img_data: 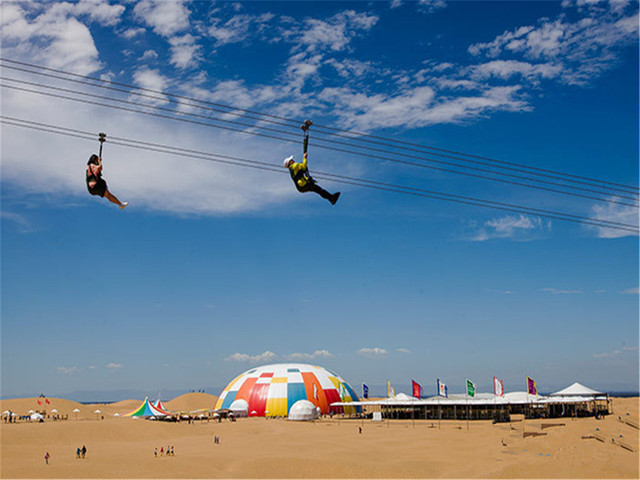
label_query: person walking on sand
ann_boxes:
[44,452,51,465]
[81,445,86,459]
[154,447,157,457]
[76,447,81,459]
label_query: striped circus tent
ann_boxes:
[215,363,360,417]
[124,397,170,417]
[152,399,169,411]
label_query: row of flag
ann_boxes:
[362,376,538,399]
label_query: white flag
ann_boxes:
[493,376,504,397]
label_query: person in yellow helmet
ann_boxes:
[284,120,340,205]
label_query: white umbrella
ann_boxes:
[51,409,58,413]
[114,413,120,417]
[73,408,80,412]
[28,410,35,414]
[94,409,101,414]
[2,410,10,415]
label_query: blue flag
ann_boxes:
[362,383,369,399]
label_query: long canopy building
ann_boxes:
[331,382,610,421]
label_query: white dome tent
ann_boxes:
[288,400,319,421]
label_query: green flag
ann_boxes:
[466,379,476,397]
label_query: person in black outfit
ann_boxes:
[86,154,128,209]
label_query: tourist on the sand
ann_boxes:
[44,452,51,465]
[76,447,81,459]
[154,448,157,457]
[81,445,86,459]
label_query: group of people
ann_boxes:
[88,120,340,209]
[75,445,87,459]
[154,446,175,457]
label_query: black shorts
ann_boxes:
[87,178,107,197]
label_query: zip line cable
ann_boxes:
[1,57,637,195]
[4,72,636,204]
[2,115,637,234]
[2,80,637,209]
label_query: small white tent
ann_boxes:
[229,399,249,417]
[550,382,605,397]
[288,400,319,421]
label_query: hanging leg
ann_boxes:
[104,189,128,209]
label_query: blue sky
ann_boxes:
[1,0,638,400]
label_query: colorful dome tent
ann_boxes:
[215,363,360,417]
[124,397,171,417]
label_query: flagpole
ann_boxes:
[466,384,469,431]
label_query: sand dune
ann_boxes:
[164,393,218,412]
[0,393,219,420]
[1,397,637,478]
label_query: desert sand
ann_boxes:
[1,394,637,479]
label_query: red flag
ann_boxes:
[45,398,50,405]
[37,400,42,406]
[412,380,422,398]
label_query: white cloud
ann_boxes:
[589,201,639,239]
[593,346,637,358]
[133,0,191,37]
[208,13,274,47]
[72,0,125,27]
[286,10,379,54]
[468,7,639,86]
[325,58,374,78]
[467,215,551,241]
[324,84,529,131]
[287,350,334,361]
[225,351,278,363]
[0,211,36,233]
[56,366,80,375]
[621,287,639,294]
[169,34,201,69]
[106,362,123,370]
[122,27,145,39]
[469,60,563,83]
[140,50,158,61]
[397,348,411,354]
[284,52,324,90]
[417,0,447,15]
[541,288,583,295]
[1,3,102,75]
[358,347,387,358]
